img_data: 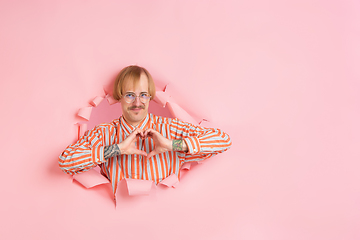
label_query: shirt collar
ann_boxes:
[120,113,151,135]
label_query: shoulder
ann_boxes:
[98,118,120,128]
[149,113,199,131]
[87,118,120,133]
[149,113,173,125]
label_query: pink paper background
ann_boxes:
[1,0,360,239]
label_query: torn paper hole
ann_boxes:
[77,106,93,120]
[73,167,109,188]
[158,174,179,188]
[106,94,118,105]
[125,178,154,196]
[91,96,104,106]
[77,123,87,139]
[73,84,208,200]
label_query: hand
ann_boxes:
[144,128,172,160]
[117,128,147,157]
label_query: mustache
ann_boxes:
[129,105,145,110]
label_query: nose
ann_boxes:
[133,96,142,105]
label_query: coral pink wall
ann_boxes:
[1,0,359,239]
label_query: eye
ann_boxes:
[140,93,149,98]
[125,93,135,98]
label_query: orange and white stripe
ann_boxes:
[59,113,232,197]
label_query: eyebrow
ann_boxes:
[125,91,149,94]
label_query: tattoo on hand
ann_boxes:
[172,140,183,151]
[104,145,121,159]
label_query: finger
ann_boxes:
[133,149,148,157]
[132,128,141,137]
[145,128,158,138]
[130,137,137,145]
[127,129,138,141]
[136,132,144,139]
[144,128,152,134]
[146,150,158,160]
[128,128,144,140]
[144,128,152,138]
[137,128,145,138]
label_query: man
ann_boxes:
[59,65,232,199]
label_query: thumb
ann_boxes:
[146,150,158,160]
[133,149,148,157]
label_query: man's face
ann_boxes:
[120,73,150,126]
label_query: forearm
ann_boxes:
[182,130,232,155]
[172,139,188,152]
[170,118,231,155]
[104,144,121,159]
[59,124,118,175]
[59,143,105,175]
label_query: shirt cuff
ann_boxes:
[92,146,105,164]
[183,137,201,154]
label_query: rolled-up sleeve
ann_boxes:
[58,124,115,175]
[170,118,232,162]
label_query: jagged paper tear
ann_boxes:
[153,85,208,125]
[73,167,109,188]
[73,83,207,199]
[77,107,93,120]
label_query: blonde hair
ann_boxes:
[113,65,156,101]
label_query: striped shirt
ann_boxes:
[59,113,232,197]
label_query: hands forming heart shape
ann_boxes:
[117,128,172,160]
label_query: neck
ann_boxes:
[122,114,148,127]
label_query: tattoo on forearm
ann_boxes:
[104,145,121,159]
[172,140,183,151]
